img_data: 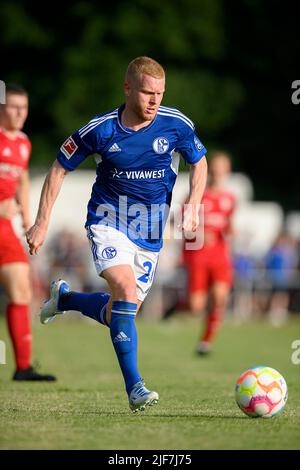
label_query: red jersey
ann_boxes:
[182,187,235,290]
[201,187,235,247]
[0,127,31,201]
[183,186,235,255]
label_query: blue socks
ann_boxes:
[110,301,140,395]
[58,291,110,326]
[58,293,140,395]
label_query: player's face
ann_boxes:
[209,156,231,185]
[0,93,28,131]
[125,74,165,121]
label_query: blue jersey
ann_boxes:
[56,104,206,252]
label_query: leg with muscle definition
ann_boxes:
[0,262,56,380]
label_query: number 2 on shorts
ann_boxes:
[138,261,153,284]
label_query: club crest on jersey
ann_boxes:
[61,137,78,159]
[102,247,117,259]
[19,143,29,160]
[153,137,169,154]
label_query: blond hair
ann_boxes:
[126,56,165,82]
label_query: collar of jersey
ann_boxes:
[117,104,157,134]
[0,127,20,141]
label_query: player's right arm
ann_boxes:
[26,117,101,255]
[26,161,68,255]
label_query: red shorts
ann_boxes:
[0,218,29,265]
[184,243,232,294]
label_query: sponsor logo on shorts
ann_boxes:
[101,247,117,259]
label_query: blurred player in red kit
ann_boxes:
[0,84,55,380]
[183,151,235,355]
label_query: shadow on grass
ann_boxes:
[79,410,247,419]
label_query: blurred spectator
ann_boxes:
[232,250,257,323]
[47,229,93,293]
[265,232,298,326]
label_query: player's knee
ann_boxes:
[10,285,32,305]
[25,288,32,305]
[213,297,227,311]
[189,296,206,313]
[112,279,137,302]
[190,304,200,315]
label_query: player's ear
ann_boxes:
[124,81,131,97]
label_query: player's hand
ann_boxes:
[181,201,200,238]
[22,219,32,234]
[0,198,20,219]
[26,224,47,255]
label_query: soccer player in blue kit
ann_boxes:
[26,57,207,412]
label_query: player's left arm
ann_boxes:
[16,169,31,231]
[176,120,207,233]
[183,157,208,232]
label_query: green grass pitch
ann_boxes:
[0,313,300,449]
